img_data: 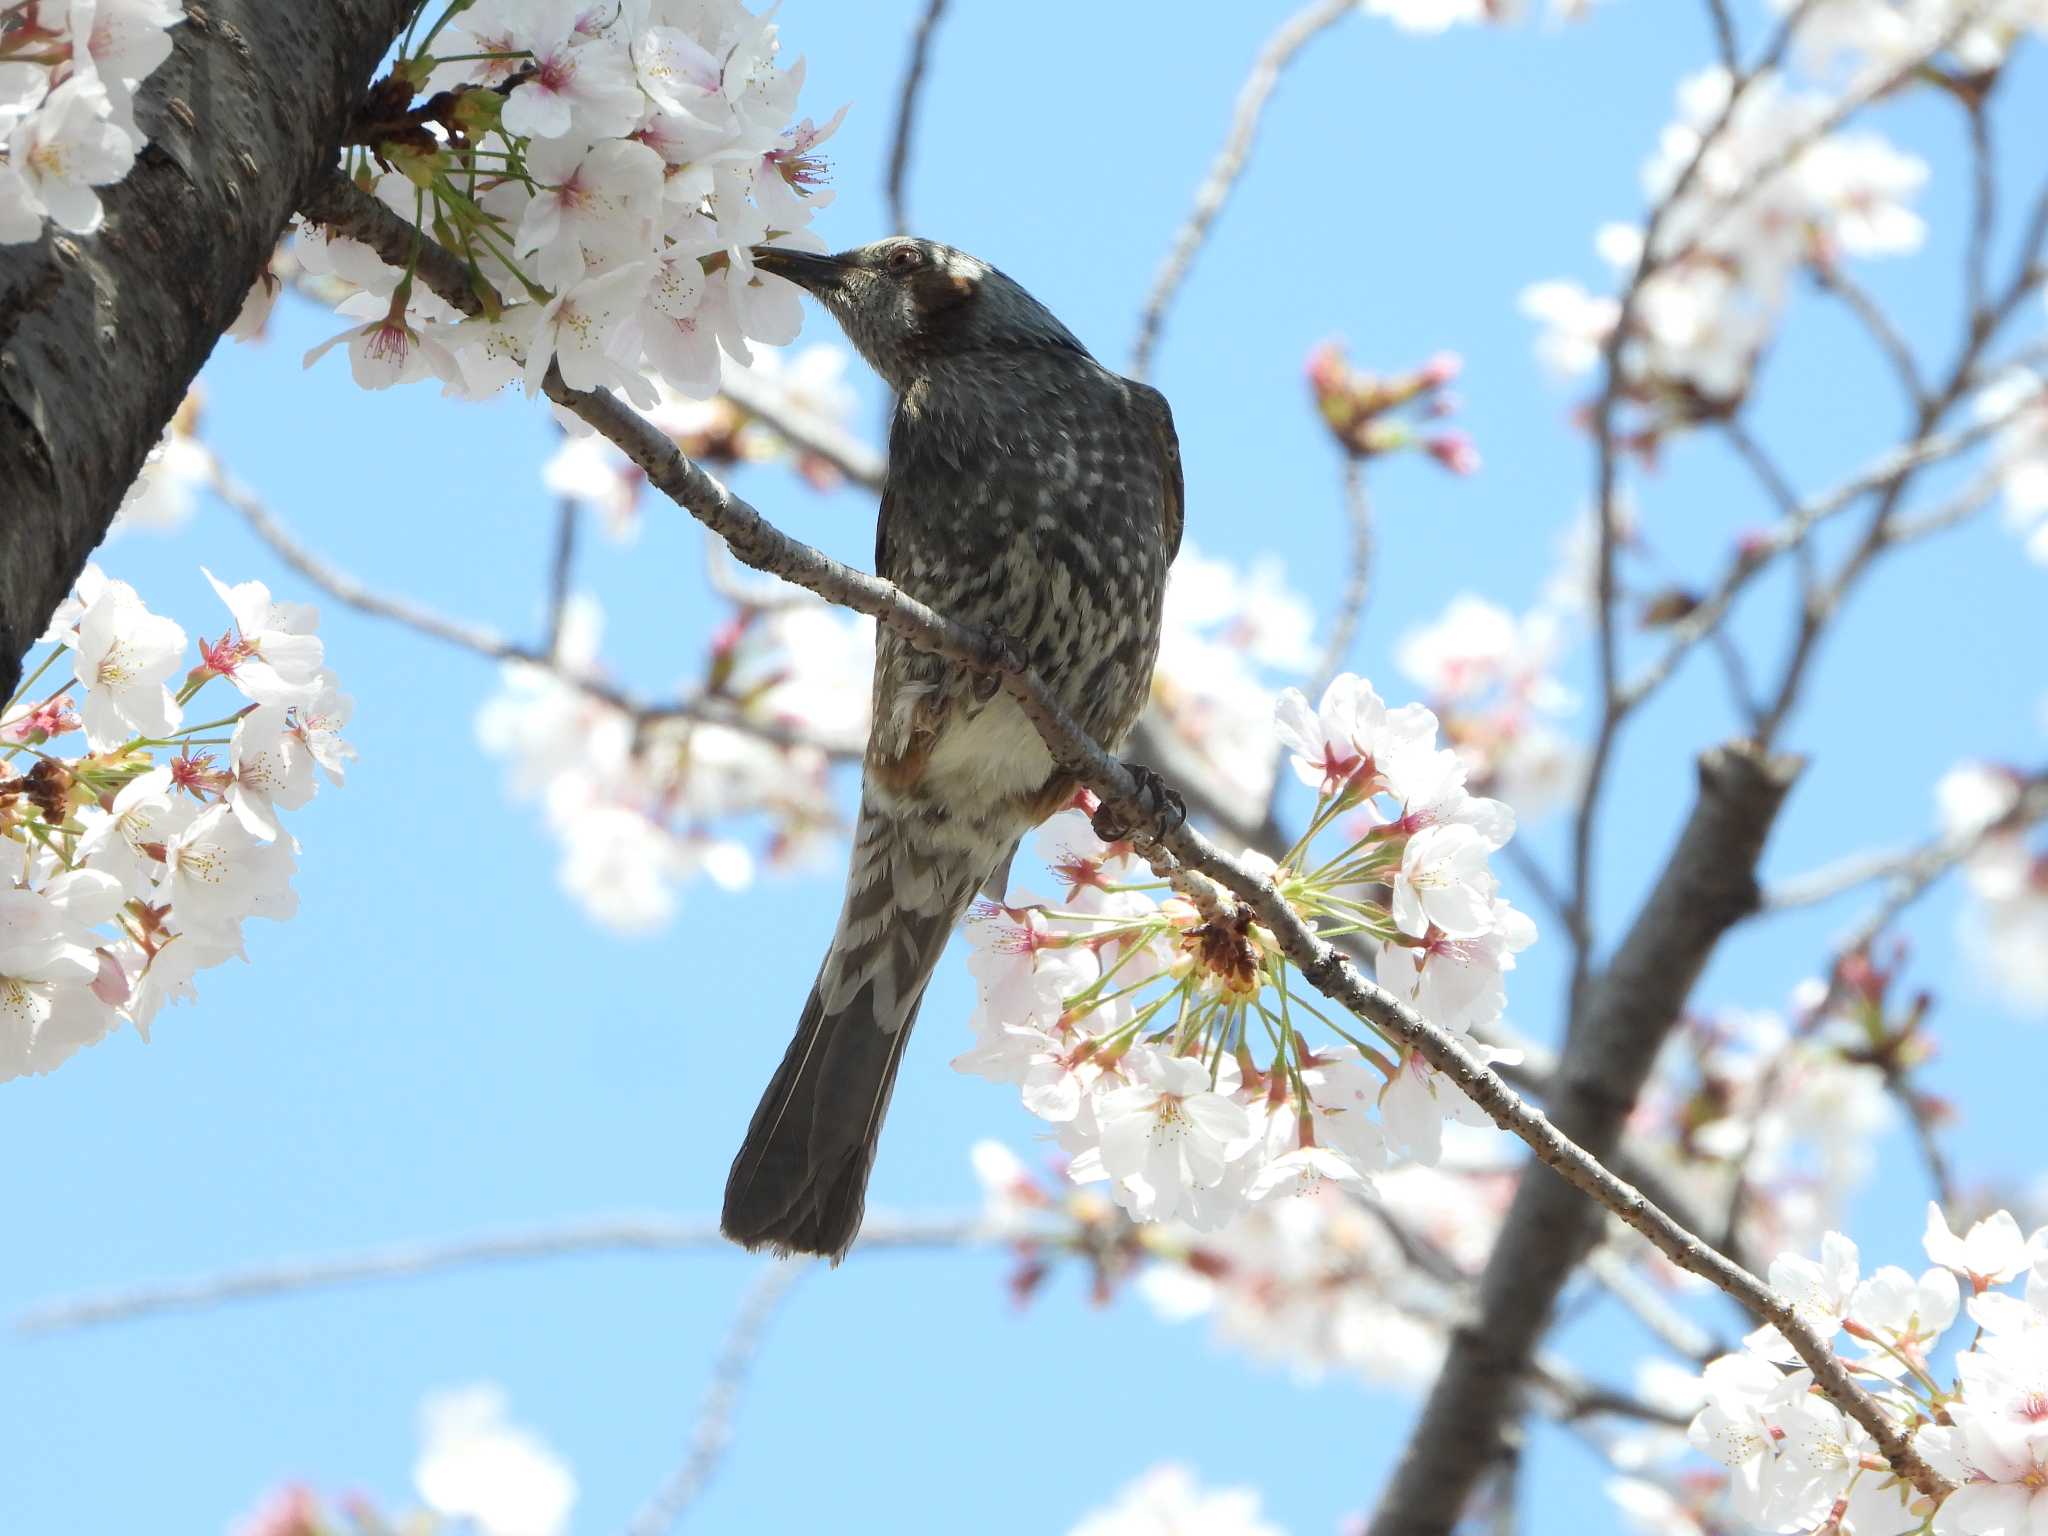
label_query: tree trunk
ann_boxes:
[0,0,414,697]
[1367,742,1802,1536]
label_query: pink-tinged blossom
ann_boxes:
[0,886,118,1081]
[1393,822,1498,939]
[518,136,665,289]
[1922,1417,2048,1536]
[1092,1047,1255,1225]
[525,262,655,402]
[64,0,183,127]
[200,568,325,706]
[302,307,458,391]
[78,764,197,899]
[160,803,300,941]
[226,706,316,840]
[291,677,357,785]
[1742,1230,1861,1362]
[1844,1263,1960,1378]
[1375,900,1536,1035]
[1926,1203,2043,1292]
[1379,1040,1519,1165]
[1273,673,1432,798]
[9,75,135,234]
[499,0,646,142]
[71,577,186,748]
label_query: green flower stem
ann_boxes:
[4,645,66,714]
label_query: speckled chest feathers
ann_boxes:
[869,342,1181,821]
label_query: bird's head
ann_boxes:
[749,237,1085,390]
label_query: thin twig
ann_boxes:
[715,366,888,493]
[1128,0,1353,380]
[1702,0,1739,71]
[624,1262,811,1536]
[1764,773,2048,918]
[16,1215,985,1335]
[1623,409,2024,713]
[1720,775,2045,1243]
[1567,4,1808,1005]
[1812,261,1926,411]
[545,494,577,659]
[1584,1246,1724,1365]
[882,0,951,236]
[211,460,860,760]
[303,174,1953,1503]
[1720,417,1800,518]
[1311,456,1374,699]
[1251,454,1375,839]
[1964,89,1997,329]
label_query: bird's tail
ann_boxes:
[721,794,989,1261]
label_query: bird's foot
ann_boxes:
[1090,764,1187,845]
[973,630,1029,701]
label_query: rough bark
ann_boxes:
[1367,742,1803,1536]
[0,0,414,697]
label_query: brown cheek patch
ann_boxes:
[912,266,979,320]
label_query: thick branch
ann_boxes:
[0,0,414,698]
[1369,744,1806,1535]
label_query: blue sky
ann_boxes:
[5,3,2046,1533]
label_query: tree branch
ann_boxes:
[1369,744,1813,1535]
[715,366,887,492]
[212,456,859,760]
[302,172,1948,1508]
[882,0,952,236]
[624,1262,812,1536]
[1128,0,1353,380]
[0,0,417,698]
[15,1213,984,1335]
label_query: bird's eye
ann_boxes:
[886,245,923,274]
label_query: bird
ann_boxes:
[720,237,1184,1261]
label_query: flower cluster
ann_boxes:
[1305,341,1477,476]
[953,673,1535,1233]
[1938,762,2048,1010]
[1683,1207,2048,1536]
[1146,541,1319,809]
[1625,980,1912,1266]
[1522,66,1927,428]
[297,0,839,400]
[0,0,183,244]
[543,343,858,541]
[1778,0,2048,85]
[972,1137,1514,1390]
[0,564,352,1081]
[1395,593,1581,818]
[477,592,869,933]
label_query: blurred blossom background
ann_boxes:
[4,1,2046,1533]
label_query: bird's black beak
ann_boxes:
[749,245,851,296]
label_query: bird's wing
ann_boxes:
[1129,380,1185,561]
[867,480,954,794]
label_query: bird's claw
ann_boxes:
[1090,764,1186,845]
[973,631,1029,701]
